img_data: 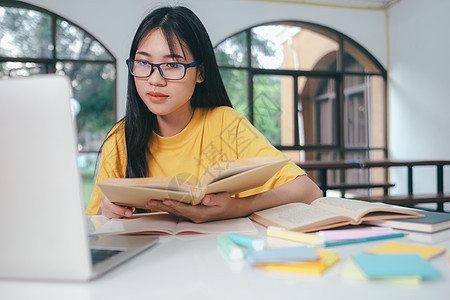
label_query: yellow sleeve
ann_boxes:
[85,123,127,215]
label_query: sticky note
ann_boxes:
[341,258,421,284]
[365,241,445,260]
[352,253,442,279]
[250,246,319,265]
[257,249,339,275]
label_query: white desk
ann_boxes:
[1,224,450,300]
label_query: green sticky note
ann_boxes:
[352,253,442,279]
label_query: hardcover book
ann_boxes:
[99,156,289,207]
[365,210,450,233]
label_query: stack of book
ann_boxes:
[253,248,339,275]
[365,210,450,233]
[216,233,339,275]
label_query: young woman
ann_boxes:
[86,6,322,222]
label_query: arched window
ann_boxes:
[0,1,116,206]
[215,22,387,195]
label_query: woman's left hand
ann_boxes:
[145,193,244,223]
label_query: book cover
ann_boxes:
[99,156,289,207]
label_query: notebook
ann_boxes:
[0,74,158,281]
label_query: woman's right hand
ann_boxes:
[98,193,135,218]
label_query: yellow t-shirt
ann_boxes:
[86,106,305,215]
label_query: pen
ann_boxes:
[267,226,323,245]
[322,233,405,247]
[216,235,245,260]
[227,233,265,251]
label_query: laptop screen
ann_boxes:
[0,75,94,280]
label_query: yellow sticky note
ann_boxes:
[365,241,445,260]
[267,227,323,245]
[257,249,339,275]
[341,258,421,284]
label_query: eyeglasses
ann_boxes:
[126,59,200,80]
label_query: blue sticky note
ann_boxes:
[250,246,319,265]
[352,253,442,279]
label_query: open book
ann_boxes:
[92,213,258,235]
[249,197,424,233]
[99,156,289,207]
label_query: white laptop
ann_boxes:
[0,74,158,281]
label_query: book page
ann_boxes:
[205,164,261,185]
[198,156,288,187]
[174,217,258,234]
[92,213,178,235]
[250,203,352,232]
[204,157,289,195]
[311,197,421,223]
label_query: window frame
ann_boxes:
[0,0,117,151]
[1,0,117,207]
[215,20,387,161]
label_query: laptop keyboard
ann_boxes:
[90,248,124,266]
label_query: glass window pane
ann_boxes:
[251,25,338,71]
[56,19,113,61]
[368,76,386,149]
[0,7,52,58]
[0,61,47,78]
[344,75,368,147]
[298,76,337,146]
[78,152,97,208]
[280,76,295,146]
[344,75,386,149]
[215,21,387,167]
[343,151,370,196]
[56,62,115,152]
[253,74,285,145]
[215,31,248,67]
[251,25,299,69]
[344,40,382,73]
[219,69,249,118]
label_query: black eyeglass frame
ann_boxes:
[126,59,200,80]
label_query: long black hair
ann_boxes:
[122,6,232,178]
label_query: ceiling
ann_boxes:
[267,0,401,9]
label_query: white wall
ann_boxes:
[388,0,450,194]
